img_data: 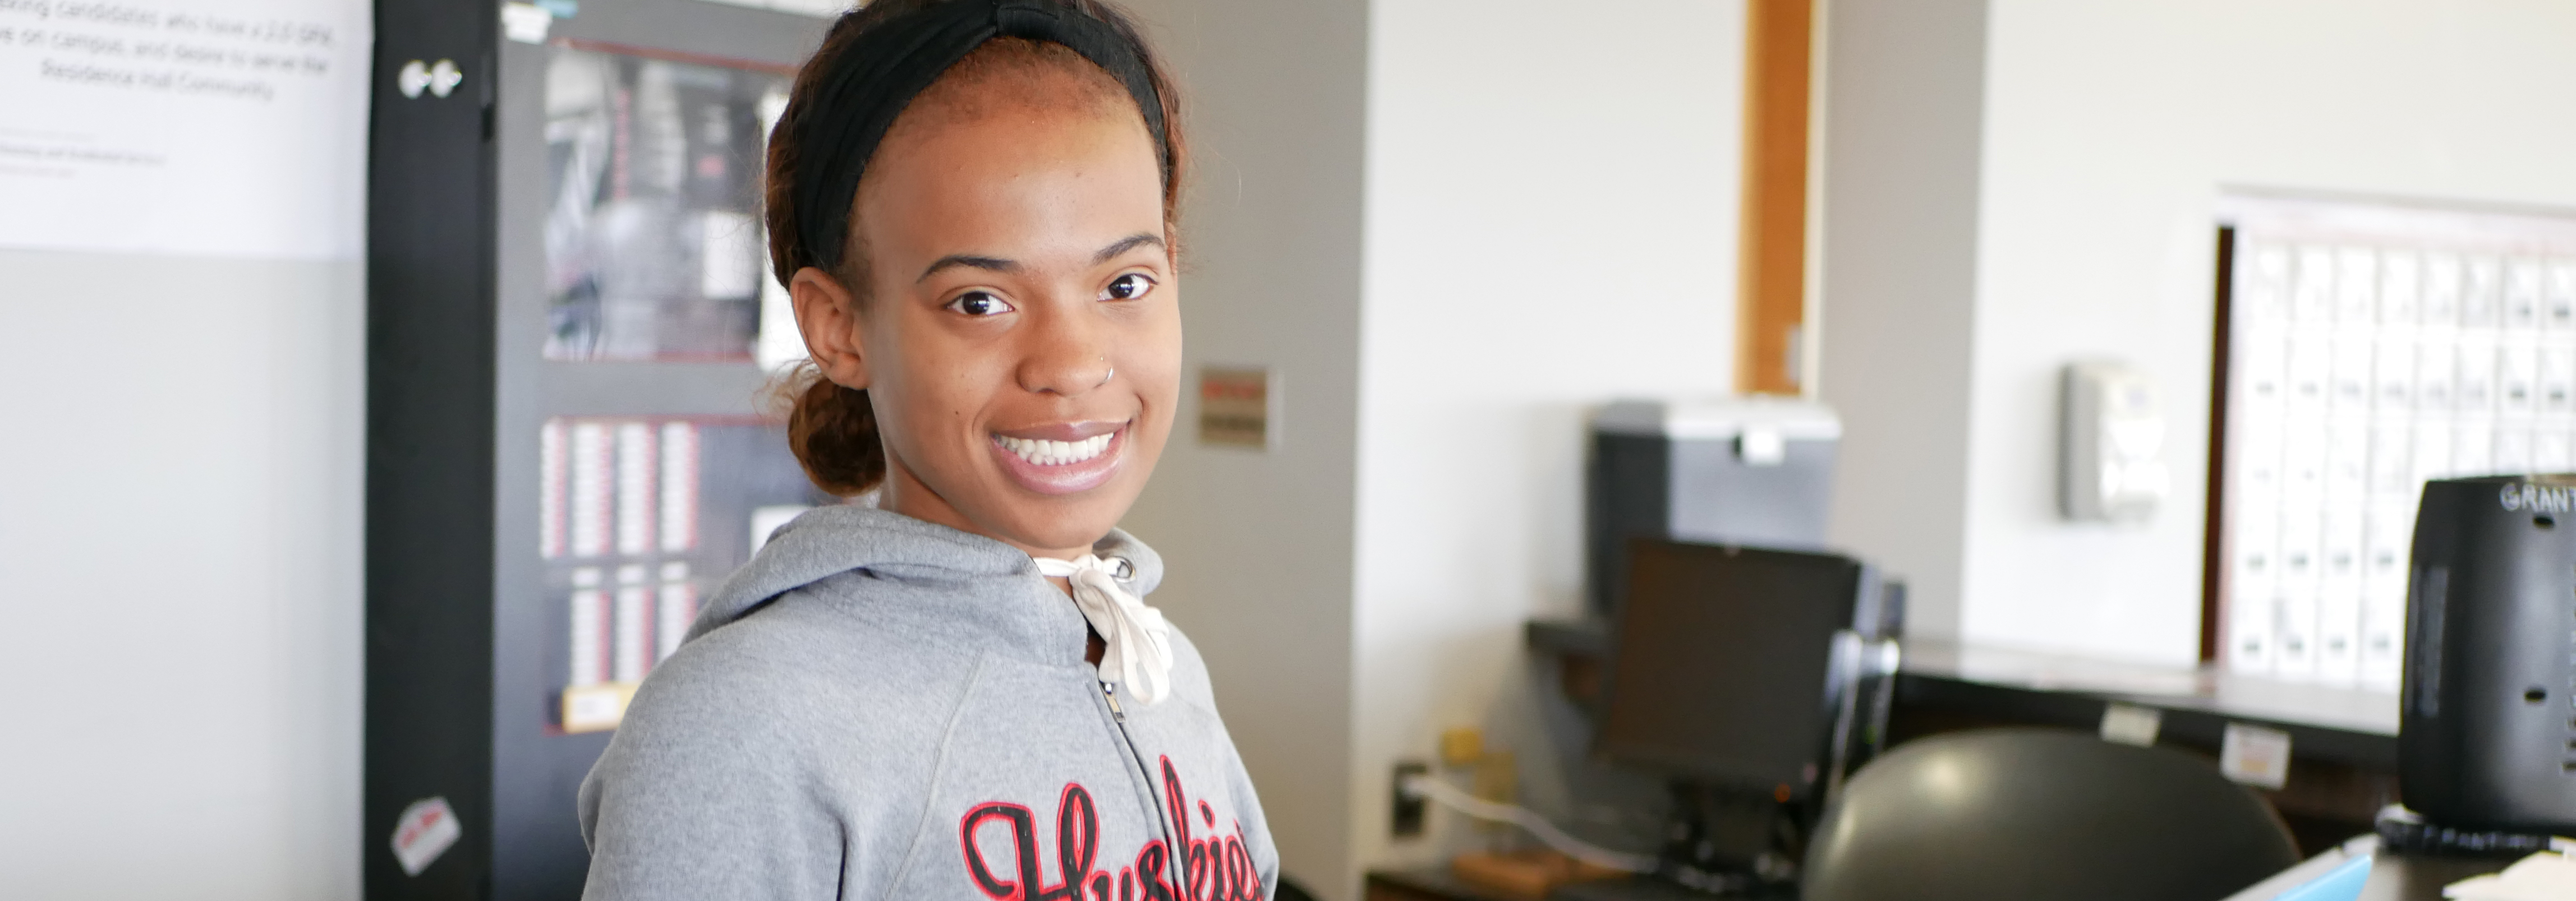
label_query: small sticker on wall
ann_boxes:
[391,796,462,876]
[2220,722,2292,789]
[1198,366,1274,450]
[2098,703,2163,747]
[562,681,640,734]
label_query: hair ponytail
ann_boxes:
[774,362,887,497]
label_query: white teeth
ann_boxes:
[997,432,1113,466]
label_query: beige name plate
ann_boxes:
[1198,366,1275,450]
[562,681,640,734]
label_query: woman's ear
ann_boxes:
[789,266,870,390]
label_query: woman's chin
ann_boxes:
[983,496,1137,557]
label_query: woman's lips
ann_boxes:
[989,422,1127,496]
[993,420,1123,441]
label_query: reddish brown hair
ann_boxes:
[763,0,1186,497]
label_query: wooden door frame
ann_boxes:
[1739,0,1819,396]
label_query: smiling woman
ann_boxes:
[789,36,1180,555]
[574,3,1278,900]
[766,11,1188,559]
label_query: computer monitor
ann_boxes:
[1594,539,1887,798]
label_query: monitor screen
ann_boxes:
[1595,539,1864,793]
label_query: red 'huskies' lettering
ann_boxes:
[959,756,1263,901]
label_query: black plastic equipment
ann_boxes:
[2402,476,2576,833]
[1801,728,2299,901]
[1595,540,1895,796]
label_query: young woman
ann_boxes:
[577,2,1276,898]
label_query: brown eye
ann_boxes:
[1101,273,1154,301]
[946,291,1014,316]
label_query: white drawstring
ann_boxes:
[1032,555,1175,705]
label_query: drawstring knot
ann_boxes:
[1033,555,1175,705]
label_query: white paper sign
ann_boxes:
[2220,722,2293,790]
[2098,703,2163,747]
[0,0,371,258]
[389,796,462,877]
[2445,848,2576,901]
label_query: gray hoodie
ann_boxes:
[578,506,1278,900]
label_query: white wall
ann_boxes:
[1954,0,2576,663]
[0,5,367,894]
[1351,0,1745,888]
[0,251,365,899]
[1116,0,1372,895]
[1814,0,1991,647]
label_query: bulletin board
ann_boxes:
[2210,192,2576,689]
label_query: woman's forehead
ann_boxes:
[856,101,1164,267]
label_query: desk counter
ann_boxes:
[1524,620,2400,767]
[1365,852,2505,901]
[1895,639,2399,769]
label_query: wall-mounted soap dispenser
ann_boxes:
[2060,361,2169,523]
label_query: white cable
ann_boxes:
[1399,774,1659,874]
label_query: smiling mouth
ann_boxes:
[988,422,1129,496]
[995,432,1114,466]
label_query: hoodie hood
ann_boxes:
[687,504,1166,644]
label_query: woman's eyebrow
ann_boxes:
[917,254,1017,283]
[1093,233,1165,264]
[913,234,1159,283]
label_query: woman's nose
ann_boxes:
[1016,303,1114,396]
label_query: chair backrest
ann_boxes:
[1801,728,2301,901]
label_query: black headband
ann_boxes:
[789,0,1170,274]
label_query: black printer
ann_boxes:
[2402,475,2576,833]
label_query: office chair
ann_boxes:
[1801,728,2301,901]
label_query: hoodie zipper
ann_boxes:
[1100,680,1186,879]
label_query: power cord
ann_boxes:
[1397,773,1660,873]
